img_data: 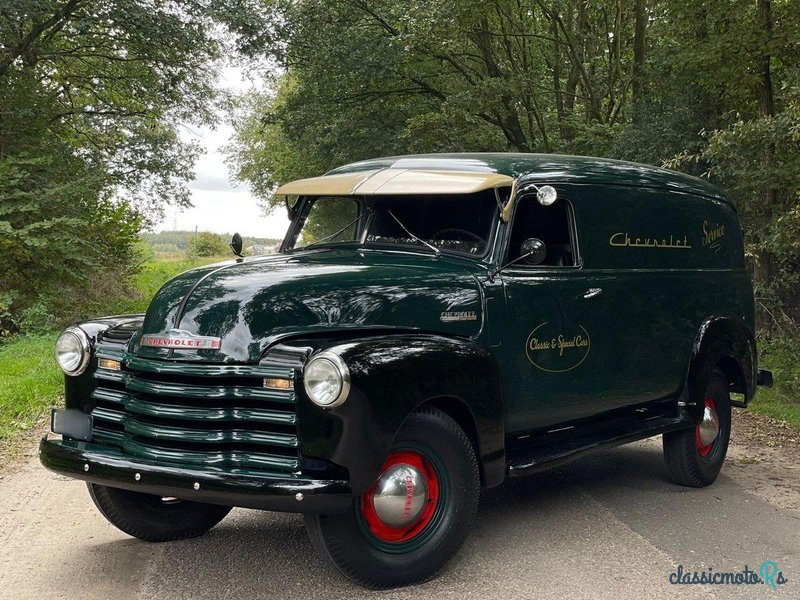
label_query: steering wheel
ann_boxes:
[430,228,485,245]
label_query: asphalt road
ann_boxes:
[1,436,797,600]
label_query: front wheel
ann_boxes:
[663,368,732,487]
[87,483,232,542]
[304,408,480,588]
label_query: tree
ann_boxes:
[0,0,227,211]
[230,0,654,214]
[0,153,141,334]
[0,0,266,333]
[187,231,229,257]
[229,0,800,330]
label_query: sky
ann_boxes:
[156,67,290,240]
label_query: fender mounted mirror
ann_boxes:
[230,232,243,257]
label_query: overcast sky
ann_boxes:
[156,67,290,240]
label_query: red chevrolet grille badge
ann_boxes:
[140,329,221,350]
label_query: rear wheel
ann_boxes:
[304,408,480,588]
[663,368,731,487]
[87,483,232,542]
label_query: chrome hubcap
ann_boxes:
[371,463,429,528]
[698,403,720,447]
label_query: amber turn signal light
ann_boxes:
[97,358,121,371]
[263,378,293,390]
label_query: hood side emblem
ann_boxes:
[140,329,222,350]
[440,310,478,323]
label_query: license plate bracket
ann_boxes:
[51,408,93,442]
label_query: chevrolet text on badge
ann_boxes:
[42,153,771,589]
[140,329,221,350]
[440,310,477,322]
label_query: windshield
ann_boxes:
[288,191,499,256]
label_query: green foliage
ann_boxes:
[0,335,62,439]
[0,254,227,439]
[104,255,229,315]
[0,154,142,335]
[0,0,227,212]
[187,231,230,257]
[230,0,661,214]
[752,336,800,425]
[297,198,359,246]
[229,0,800,333]
[0,0,262,336]
[142,230,282,253]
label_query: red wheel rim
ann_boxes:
[360,450,440,543]
[695,397,717,457]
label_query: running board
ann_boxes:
[506,412,694,477]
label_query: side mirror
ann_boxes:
[520,238,547,265]
[230,232,243,257]
[285,197,299,220]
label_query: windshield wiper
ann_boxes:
[300,213,364,250]
[387,210,440,256]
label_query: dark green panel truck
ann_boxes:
[41,154,772,588]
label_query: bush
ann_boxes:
[0,155,142,336]
[187,231,229,257]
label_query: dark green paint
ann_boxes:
[497,183,752,433]
[39,438,353,513]
[42,154,758,511]
[291,334,506,493]
[137,251,486,364]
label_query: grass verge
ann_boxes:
[0,335,62,440]
[750,336,800,426]
[0,255,228,443]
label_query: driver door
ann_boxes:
[501,191,602,434]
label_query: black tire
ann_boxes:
[663,368,731,487]
[87,483,232,542]
[304,408,480,589]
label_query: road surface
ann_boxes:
[1,432,797,599]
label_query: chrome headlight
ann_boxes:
[55,326,91,376]
[303,351,350,408]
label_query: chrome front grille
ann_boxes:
[90,348,300,473]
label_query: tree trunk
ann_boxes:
[471,19,531,151]
[632,0,647,124]
[551,3,566,140]
[754,0,777,291]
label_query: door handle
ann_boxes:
[583,288,603,299]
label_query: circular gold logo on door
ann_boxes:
[525,322,591,372]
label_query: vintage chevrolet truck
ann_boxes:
[41,154,772,588]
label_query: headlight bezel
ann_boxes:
[55,326,91,376]
[303,351,350,408]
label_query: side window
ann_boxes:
[296,197,360,248]
[508,196,577,267]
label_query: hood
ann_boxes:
[134,250,486,363]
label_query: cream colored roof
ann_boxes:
[275,169,514,196]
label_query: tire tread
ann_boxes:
[663,369,731,488]
[88,483,232,542]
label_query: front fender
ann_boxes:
[63,315,145,412]
[295,334,505,494]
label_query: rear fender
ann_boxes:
[685,317,756,409]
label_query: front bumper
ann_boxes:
[39,437,353,513]
[757,369,774,388]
